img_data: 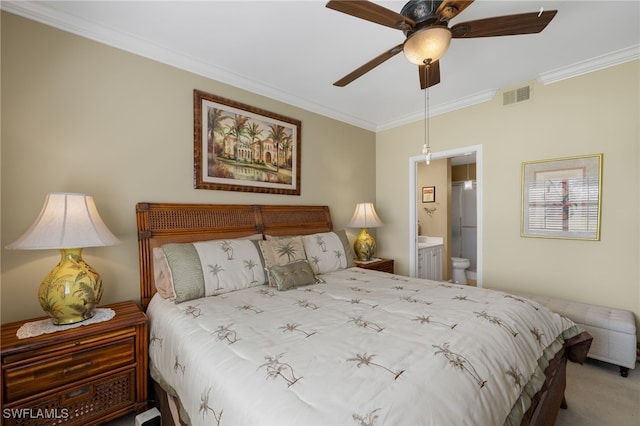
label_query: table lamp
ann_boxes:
[6,193,120,325]
[347,202,384,261]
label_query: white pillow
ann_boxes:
[161,238,266,303]
[193,239,266,295]
[301,230,354,274]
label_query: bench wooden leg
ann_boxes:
[560,395,568,409]
[620,366,629,377]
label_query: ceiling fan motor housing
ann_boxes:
[401,0,444,32]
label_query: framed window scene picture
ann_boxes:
[521,154,603,240]
[194,89,301,195]
[422,186,436,203]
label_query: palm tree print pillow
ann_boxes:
[301,230,354,274]
[258,237,307,287]
[193,239,267,295]
[163,238,267,303]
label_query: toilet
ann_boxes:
[451,257,471,285]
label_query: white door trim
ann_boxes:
[408,145,483,287]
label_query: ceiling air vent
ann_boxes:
[502,84,532,106]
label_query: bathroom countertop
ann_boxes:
[418,236,444,249]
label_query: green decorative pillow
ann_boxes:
[268,260,317,291]
[162,243,205,303]
[301,230,354,274]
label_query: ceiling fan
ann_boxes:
[326,0,557,89]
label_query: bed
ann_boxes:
[136,202,592,426]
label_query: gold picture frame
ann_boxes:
[194,89,301,195]
[521,154,603,240]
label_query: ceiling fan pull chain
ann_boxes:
[422,61,432,165]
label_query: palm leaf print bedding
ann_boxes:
[147,268,584,426]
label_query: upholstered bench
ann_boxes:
[512,293,637,377]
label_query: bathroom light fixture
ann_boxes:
[6,192,120,324]
[347,202,384,261]
[464,163,473,190]
[421,62,433,165]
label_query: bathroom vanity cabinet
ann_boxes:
[418,244,443,281]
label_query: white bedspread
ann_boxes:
[147,268,580,426]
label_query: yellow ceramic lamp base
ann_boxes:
[39,248,103,325]
[353,227,376,261]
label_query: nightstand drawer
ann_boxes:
[4,338,135,403]
[3,368,135,426]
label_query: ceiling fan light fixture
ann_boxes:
[403,26,452,65]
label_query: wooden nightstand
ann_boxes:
[1,301,148,426]
[354,257,394,274]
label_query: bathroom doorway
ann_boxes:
[408,145,483,287]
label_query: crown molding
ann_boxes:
[383,45,640,132]
[377,89,498,132]
[538,45,640,85]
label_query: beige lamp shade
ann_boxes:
[347,202,384,229]
[6,192,120,325]
[7,192,120,250]
[347,203,384,261]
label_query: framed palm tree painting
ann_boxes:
[194,89,301,195]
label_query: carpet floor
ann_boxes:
[107,359,639,426]
[556,358,639,426]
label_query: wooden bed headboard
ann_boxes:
[136,202,333,308]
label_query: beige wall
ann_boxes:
[376,60,640,329]
[417,158,449,239]
[0,13,375,323]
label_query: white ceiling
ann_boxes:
[3,1,639,131]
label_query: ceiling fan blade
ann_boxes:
[419,61,441,89]
[326,0,415,30]
[436,0,474,22]
[451,10,557,38]
[333,44,404,87]
[334,44,404,87]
